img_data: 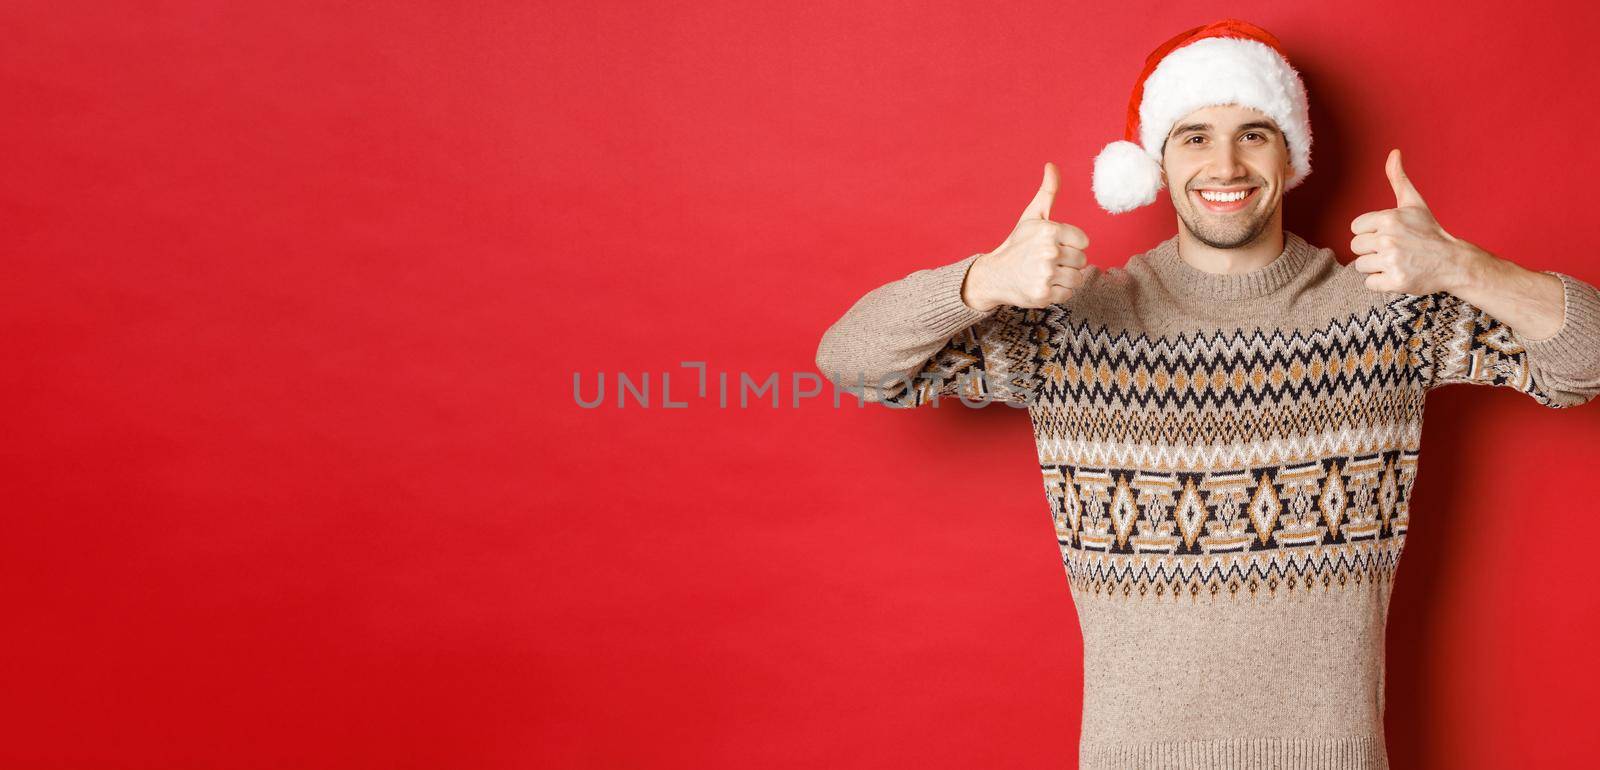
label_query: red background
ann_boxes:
[6,1,1600,768]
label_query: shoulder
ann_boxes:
[1286,236,1446,347]
[1068,253,1136,309]
[1292,235,1408,304]
[1292,233,1411,309]
[1039,243,1152,334]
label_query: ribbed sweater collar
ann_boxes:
[1147,231,1318,301]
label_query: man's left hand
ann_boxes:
[1349,149,1486,294]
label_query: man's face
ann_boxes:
[1161,104,1292,250]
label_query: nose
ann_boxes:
[1210,142,1248,182]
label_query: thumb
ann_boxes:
[1019,161,1060,223]
[1387,148,1428,209]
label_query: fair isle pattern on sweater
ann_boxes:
[814,231,1600,769]
[1040,297,1422,602]
[868,242,1596,601]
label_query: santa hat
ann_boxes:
[1091,19,1312,214]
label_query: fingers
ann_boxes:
[1018,161,1061,223]
[1350,232,1384,256]
[1053,222,1089,250]
[1362,270,1398,293]
[1054,246,1088,268]
[1015,218,1089,250]
[1013,258,1086,308]
[1350,252,1396,291]
[1050,262,1087,288]
[1350,208,1389,235]
[1349,252,1385,274]
[1354,149,1431,234]
[1043,285,1076,305]
[1386,148,1428,209]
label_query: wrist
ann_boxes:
[961,253,1000,313]
[1449,241,1499,295]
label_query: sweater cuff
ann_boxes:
[1514,271,1600,362]
[914,253,999,337]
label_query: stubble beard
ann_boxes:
[1177,193,1278,250]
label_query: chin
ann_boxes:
[1181,213,1273,249]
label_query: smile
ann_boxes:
[1191,187,1259,213]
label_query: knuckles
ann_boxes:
[1058,224,1089,250]
[1014,218,1091,252]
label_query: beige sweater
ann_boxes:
[815,231,1600,769]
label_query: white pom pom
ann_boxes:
[1092,140,1164,214]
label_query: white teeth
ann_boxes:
[1199,189,1250,202]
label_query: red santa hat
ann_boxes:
[1091,19,1312,214]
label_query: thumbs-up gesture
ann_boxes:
[962,162,1091,312]
[1349,149,1481,294]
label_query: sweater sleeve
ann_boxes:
[1419,270,1600,409]
[814,253,1055,407]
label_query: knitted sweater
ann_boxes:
[814,231,1600,769]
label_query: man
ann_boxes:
[813,19,1600,769]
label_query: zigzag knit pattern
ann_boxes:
[885,267,1597,593]
[883,289,1560,601]
[816,231,1600,767]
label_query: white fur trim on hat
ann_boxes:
[1093,36,1312,214]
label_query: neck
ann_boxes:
[1174,213,1285,274]
[1147,223,1318,302]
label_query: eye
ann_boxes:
[1184,135,1206,145]
[1241,131,1266,143]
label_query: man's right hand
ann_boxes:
[962,162,1091,312]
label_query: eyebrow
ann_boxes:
[1170,121,1280,137]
